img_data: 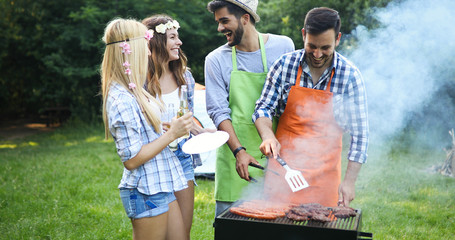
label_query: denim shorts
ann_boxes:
[119,188,176,219]
[175,140,195,183]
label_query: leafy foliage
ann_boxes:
[0,0,392,121]
[258,0,392,49]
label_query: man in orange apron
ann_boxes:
[253,7,369,207]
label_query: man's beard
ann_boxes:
[228,24,244,47]
[305,53,332,69]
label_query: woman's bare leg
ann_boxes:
[166,200,186,240]
[131,213,168,240]
[174,181,195,239]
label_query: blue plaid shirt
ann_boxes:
[107,83,188,195]
[181,70,202,168]
[253,49,369,163]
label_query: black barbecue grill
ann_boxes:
[214,202,373,240]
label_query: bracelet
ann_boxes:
[233,146,246,158]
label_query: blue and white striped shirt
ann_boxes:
[253,49,369,163]
[107,83,187,195]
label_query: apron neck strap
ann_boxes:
[296,65,335,92]
[326,68,335,91]
[296,65,303,86]
[232,33,267,72]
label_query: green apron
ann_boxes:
[215,34,273,202]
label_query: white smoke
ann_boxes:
[346,0,455,145]
[239,0,455,202]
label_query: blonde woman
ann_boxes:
[142,14,213,240]
[101,18,193,240]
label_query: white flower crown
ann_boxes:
[155,20,180,34]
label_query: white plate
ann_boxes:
[182,131,229,154]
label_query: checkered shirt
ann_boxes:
[253,49,369,163]
[183,71,202,167]
[107,83,187,195]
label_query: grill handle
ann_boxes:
[358,231,373,240]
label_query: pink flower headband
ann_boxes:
[106,30,154,45]
[106,30,154,90]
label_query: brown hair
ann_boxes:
[304,7,341,38]
[142,14,188,99]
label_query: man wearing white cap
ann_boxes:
[204,0,295,217]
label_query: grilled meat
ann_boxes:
[331,206,357,218]
[229,201,356,222]
[229,200,292,220]
[286,203,333,222]
[286,211,310,221]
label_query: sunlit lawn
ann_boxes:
[0,123,454,239]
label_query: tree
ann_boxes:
[0,0,219,122]
[0,0,394,122]
[258,0,392,49]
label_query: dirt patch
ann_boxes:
[0,118,58,140]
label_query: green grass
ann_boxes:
[0,123,214,239]
[0,124,454,239]
[351,140,455,240]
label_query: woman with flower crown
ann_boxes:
[101,18,193,240]
[142,14,212,240]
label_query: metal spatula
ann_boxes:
[276,156,309,192]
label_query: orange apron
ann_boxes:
[265,66,342,207]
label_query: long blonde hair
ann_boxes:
[101,18,162,139]
[142,15,189,99]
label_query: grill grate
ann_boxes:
[215,204,372,240]
[220,209,360,230]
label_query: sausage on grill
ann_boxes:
[229,200,292,220]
